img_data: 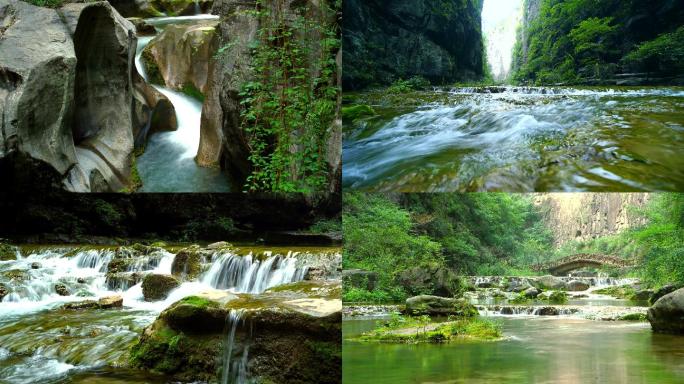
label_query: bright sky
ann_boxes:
[482,0,523,26]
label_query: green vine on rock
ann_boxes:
[239,0,340,193]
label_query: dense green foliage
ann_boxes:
[343,193,553,302]
[512,0,684,84]
[239,0,340,192]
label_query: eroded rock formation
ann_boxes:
[108,0,213,18]
[0,0,143,192]
[142,20,219,94]
[532,193,650,245]
[342,0,485,90]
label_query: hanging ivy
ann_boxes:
[239,0,340,192]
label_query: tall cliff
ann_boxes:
[532,193,651,246]
[342,0,485,90]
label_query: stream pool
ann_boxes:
[343,316,684,384]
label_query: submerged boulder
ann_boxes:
[55,284,70,296]
[61,295,123,310]
[142,274,180,301]
[404,295,477,317]
[0,283,8,301]
[648,288,684,334]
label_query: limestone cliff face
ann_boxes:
[533,193,651,246]
[512,0,541,74]
[342,0,485,90]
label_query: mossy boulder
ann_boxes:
[142,274,180,301]
[341,105,376,122]
[0,243,18,261]
[131,291,341,383]
[619,313,647,321]
[404,295,477,317]
[396,266,463,297]
[538,290,568,304]
[594,285,636,299]
[651,284,682,305]
[171,246,203,281]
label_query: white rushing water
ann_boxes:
[0,247,307,313]
[133,16,229,192]
[0,246,313,382]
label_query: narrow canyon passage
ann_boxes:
[134,15,230,192]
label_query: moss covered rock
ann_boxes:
[341,105,376,122]
[538,290,568,304]
[0,243,18,261]
[404,295,477,317]
[131,290,341,383]
[0,283,8,302]
[171,246,203,281]
[142,274,180,301]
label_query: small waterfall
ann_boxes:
[133,25,230,192]
[221,310,250,384]
[203,251,307,294]
[194,0,200,15]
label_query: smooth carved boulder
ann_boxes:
[142,20,219,95]
[648,288,684,334]
[0,0,78,177]
[0,1,138,192]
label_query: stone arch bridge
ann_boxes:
[533,254,636,276]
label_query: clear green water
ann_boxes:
[342,87,684,192]
[343,317,684,384]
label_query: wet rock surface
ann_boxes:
[648,288,684,334]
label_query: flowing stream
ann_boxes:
[343,87,684,192]
[343,276,684,384]
[0,245,333,383]
[134,15,230,192]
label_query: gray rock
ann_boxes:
[650,284,680,305]
[0,283,8,302]
[648,288,684,334]
[567,280,590,291]
[534,275,567,290]
[0,1,138,192]
[30,262,41,269]
[506,278,533,293]
[396,266,462,297]
[536,307,560,316]
[523,287,540,298]
[632,289,654,302]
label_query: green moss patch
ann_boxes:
[181,83,205,102]
[618,313,647,321]
[594,285,636,300]
[179,296,219,309]
[354,314,502,343]
[342,105,376,122]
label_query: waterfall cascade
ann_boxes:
[133,13,229,192]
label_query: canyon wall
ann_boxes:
[342,0,485,90]
[533,193,651,246]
